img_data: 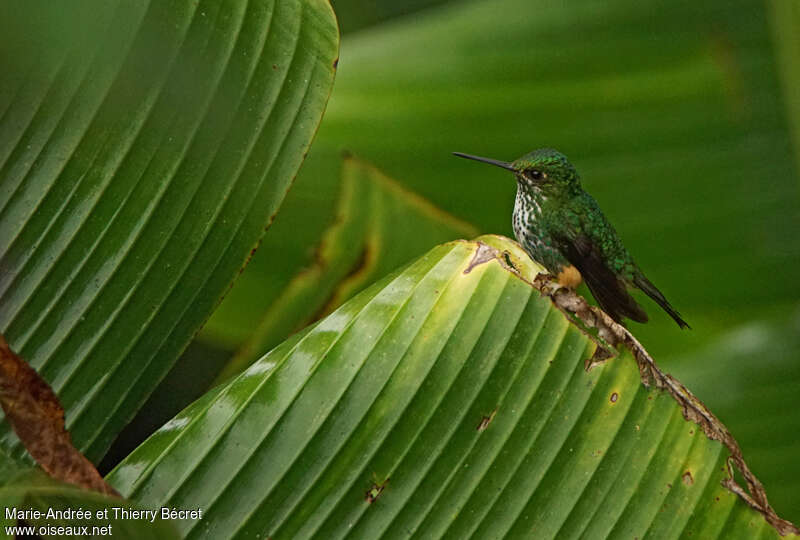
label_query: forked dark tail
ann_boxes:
[633,274,690,329]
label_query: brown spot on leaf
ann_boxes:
[332,57,339,68]
[477,409,497,431]
[0,336,118,496]
[683,471,694,486]
[365,478,388,503]
[610,392,619,403]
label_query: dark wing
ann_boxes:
[552,232,648,325]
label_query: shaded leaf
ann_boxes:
[0,0,339,461]
[108,235,795,539]
[207,155,477,379]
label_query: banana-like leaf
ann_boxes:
[0,0,338,461]
[108,235,796,539]
[206,155,477,379]
[0,452,178,539]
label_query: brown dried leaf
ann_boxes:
[0,335,118,496]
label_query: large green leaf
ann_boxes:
[108,235,795,539]
[206,155,477,378]
[0,0,338,461]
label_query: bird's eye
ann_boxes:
[527,169,543,180]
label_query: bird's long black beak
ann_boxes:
[452,152,516,172]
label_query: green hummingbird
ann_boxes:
[453,148,689,329]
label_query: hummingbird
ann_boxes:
[453,148,689,329]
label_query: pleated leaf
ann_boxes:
[0,0,338,461]
[108,235,792,539]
